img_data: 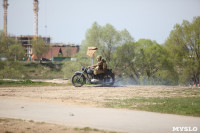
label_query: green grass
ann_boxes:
[74,127,111,132]
[106,97,200,117]
[5,131,13,133]
[0,80,57,87]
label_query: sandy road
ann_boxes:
[0,97,200,133]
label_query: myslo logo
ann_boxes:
[172,127,198,132]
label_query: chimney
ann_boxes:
[33,0,39,39]
[3,0,8,36]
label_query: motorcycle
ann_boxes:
[71,66,115,87]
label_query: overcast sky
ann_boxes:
[0,0,200,44]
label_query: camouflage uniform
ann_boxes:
[94,60,104,75]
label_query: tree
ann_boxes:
[0,31,26,61]
[111,38,175,85]
[7,44,26,61]
[31,37,50,59]
[165,16,200,85]
[111,42,140,84]
[82,22,134,62]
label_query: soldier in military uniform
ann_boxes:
[89,55,105,75]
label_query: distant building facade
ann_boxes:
[42,44,79,60]
[9,36,79,61]
[17,35,50,58]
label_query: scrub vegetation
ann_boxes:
[106,97,200,117]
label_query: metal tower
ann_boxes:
[3,0,8,36]
[33,0,39,38]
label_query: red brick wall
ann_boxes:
[42,45,79,59]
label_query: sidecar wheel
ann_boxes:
[71,74,85,87]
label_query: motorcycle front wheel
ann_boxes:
[71,73,85,87]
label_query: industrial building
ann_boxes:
[16,35,51,58]
[1,0,79,61]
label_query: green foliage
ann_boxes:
[23,62,64,79]
[111,42,139,83]
[0,32,26,61]
[6,44,26,61]
[0,79,57,87]
[62,22,135,80]
[31,37,50,59]
[62,53,90,79]
[0,61,26,79]
[111,39,175,85]
[165,16,200,85]
[82,22,134,61]
[0,61,64,79]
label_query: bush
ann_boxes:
[62,54,91,79]
[0,61,26,79]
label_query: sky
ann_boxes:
[0,0,200,44]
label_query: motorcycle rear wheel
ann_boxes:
[102,73,115,86]
[71,73,85,87]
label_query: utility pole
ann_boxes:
[3,0,8,36]
[33,0,39,39]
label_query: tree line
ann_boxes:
[0,17,199,86]
[63,16,200,86]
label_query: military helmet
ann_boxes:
[96,55,102,59]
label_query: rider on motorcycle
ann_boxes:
[89,55,106,75]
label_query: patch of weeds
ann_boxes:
[36,122,45,124]
[5,131,13,133]
[0,80,57,87]
[94,128,99,131]
[29,120,34,123]
[74,127,79,131]
[81,127,92,131]
[0,118,9,123]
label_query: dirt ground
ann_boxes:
[0,85,200,107]
[0,80,200,133]
[0,118,114,133]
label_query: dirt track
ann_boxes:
[0,85,199,107]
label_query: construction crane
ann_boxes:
[33,0,39,39]
[3,0,8,36]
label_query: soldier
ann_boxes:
[89,55,105,75]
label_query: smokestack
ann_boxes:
[33,0,39,38]
[3,0,8,36]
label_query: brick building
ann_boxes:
[41,44,79,60]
